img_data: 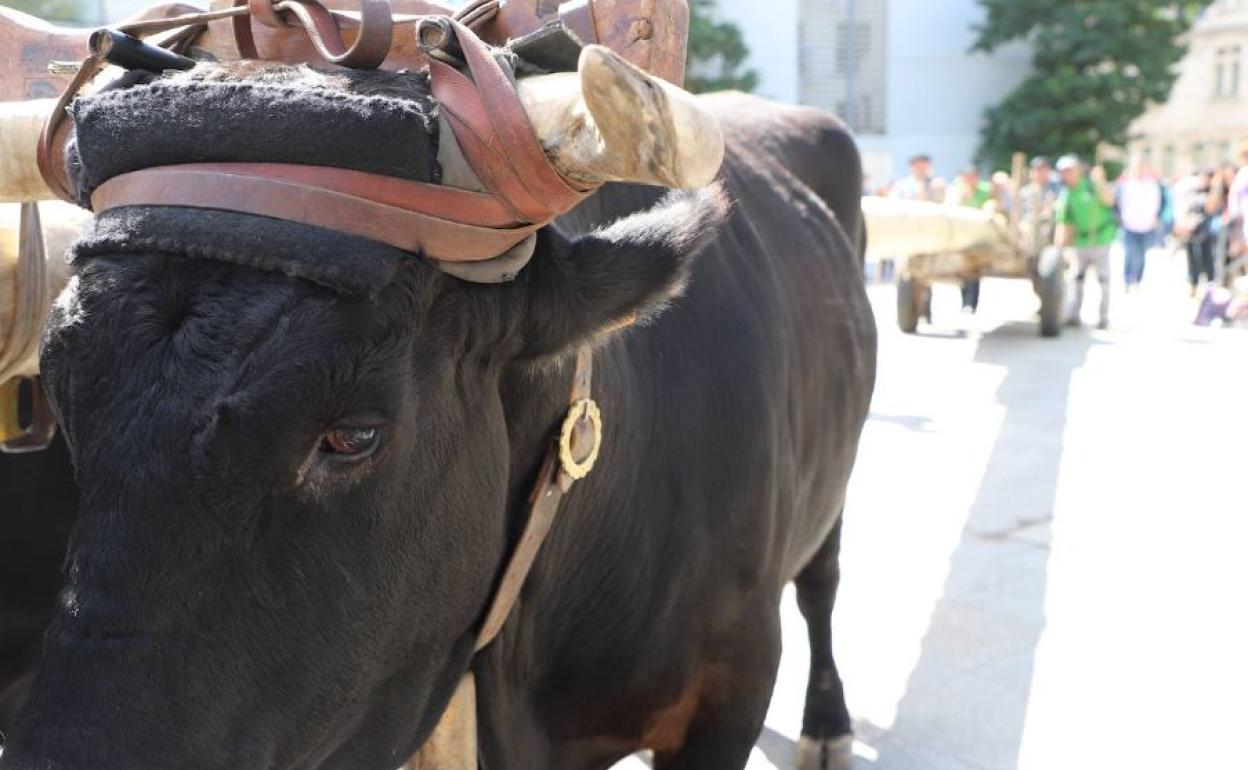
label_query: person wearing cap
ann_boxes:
[948,167,995,312]
[1054,154,1117,328]
[1025,157,1063,207]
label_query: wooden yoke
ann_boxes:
[0,0,688,104]
[201,0,687,84]
[0,4,201,101]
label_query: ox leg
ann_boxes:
[652,614,782,770]
[794,517,853,770]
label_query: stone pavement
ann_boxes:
[617,248,1248,770]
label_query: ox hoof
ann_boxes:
[796,734,854,770]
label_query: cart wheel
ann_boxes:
[1038,265,1064,338]
[897,276,926,334]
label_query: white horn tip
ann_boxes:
[577,45,725,190]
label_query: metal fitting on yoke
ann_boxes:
[89,29,195,73]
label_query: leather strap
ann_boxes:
[231,0,393,68]
[474,344,597,651]
[38,53,105,204]
[431,20,590,218]
[37,12,219,203]
[91,165,548,263]
[452,0,499,29]
[557,0,598,44]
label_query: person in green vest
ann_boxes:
[950,167,995,312]
[1054,154,1118,329]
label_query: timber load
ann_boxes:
[860,196,1013,267]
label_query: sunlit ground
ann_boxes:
[617,245,1248,770]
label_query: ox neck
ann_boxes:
[408,344,600,767]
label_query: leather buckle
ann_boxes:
[558,398,601,481]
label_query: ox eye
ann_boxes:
[319,427,380,458]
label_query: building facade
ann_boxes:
[1130,0,1248,177]
[712,0,1031,187]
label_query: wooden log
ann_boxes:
[197,0,687,85]
[861,196,1013,267]
[0,99,56,203]
[0,0,688,105]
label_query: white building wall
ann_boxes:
[711,0,800,102]
[799,0,888,134]
[856,0,1030,185]
[714,0,1030,188]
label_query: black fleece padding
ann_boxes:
[72,206,403,296]
[60,68,443,292]
[68,75,439,206]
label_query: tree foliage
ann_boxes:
[973,0,1212,169]
[686,0,758,93]
[7,0,81,22]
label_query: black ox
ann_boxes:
[0,61,876,770]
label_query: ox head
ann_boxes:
[0,47,727,770]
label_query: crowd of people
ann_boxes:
[869,147,1248,328]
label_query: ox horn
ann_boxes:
[0,99,58,203]
[0,200,87,380]
[1,46,725,200]
[517,45,725,190]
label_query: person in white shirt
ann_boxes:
[890,154,936,201]
[1225,140,1248,248]
[1117,156,1163,291]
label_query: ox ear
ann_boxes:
[512,184,729,359]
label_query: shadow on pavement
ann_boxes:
[862,322,1102,769]
[755,725,797,767]
[867,413,939,434]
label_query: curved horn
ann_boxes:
[0,201,86,379]
[0,99,58,203]
[517,45,724,190]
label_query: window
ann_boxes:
[836,22,871,76]
[1162,145,1176,177]
[1214,46,1242,98]
[1192,141,1207,168]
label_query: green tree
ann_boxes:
[7,0,81,22]
[686,0,758,93]
[973,0,1211,169]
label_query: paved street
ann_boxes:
[618,249,1248,770]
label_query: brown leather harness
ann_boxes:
[43,14,597,278]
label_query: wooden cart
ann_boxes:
[862,155,1066,338]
